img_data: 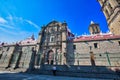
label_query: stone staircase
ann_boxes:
[29,65,120,80]
[0,65,120,79]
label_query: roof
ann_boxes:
[0,35,36,46]
[73,33,120,42]
[18,37,36,45]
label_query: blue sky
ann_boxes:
[0,0,108,43]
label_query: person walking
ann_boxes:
[52,66,56,76]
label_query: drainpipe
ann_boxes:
[106,52,111,66]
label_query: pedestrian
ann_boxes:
[52,66,56,76]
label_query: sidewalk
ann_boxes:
[0,71,112,80]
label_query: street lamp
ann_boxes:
[89,46,92,51]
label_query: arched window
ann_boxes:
[107,1,113,11]
[105,9,109,18]
[116,0,120,4]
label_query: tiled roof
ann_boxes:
[18,37,37,45]
[0,36,36,46]
[74,33,120,42]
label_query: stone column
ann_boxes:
[109,0,118,8]
[106,6,111,16]
[103,8,109,19]
[98,0,103,6]
[55,48,58,65]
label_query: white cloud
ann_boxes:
[7,15,40,29]
[25,20,40,29]
[0,23,15,29]
[0,17,7,24]
[0,15,40,43]
[7,14,13,21]
[0,27,16,35]
[0,16,15,29]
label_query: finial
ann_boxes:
[31,34,35,40]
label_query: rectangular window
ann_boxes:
[94,43,98,48]
[73,45,76,50]
[50,36,55,42]
[118,41,120,46]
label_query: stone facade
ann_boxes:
[35,21,73,66]
[67,33,120,66]
[0,0,120,72]
[0,37,36,71]
[0,20,120,71]
[98,0,120,35]
[89,21,100,35]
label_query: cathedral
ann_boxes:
[0,0,120,72]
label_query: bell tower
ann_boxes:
[98,0,120,35]
[89,21,100,35]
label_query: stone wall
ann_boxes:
[109,14,120,35]
[74,39,120,54]
[0,44,36,71]
[67,39,120,66]
[0,46,15,68]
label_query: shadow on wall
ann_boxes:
[26,47,36,72]
[66,40,75,66]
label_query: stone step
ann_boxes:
[30,69,120,80]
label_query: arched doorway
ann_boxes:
[90,51,95,66]
[47,50,54,65]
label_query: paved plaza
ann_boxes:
[0,71,112,80]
